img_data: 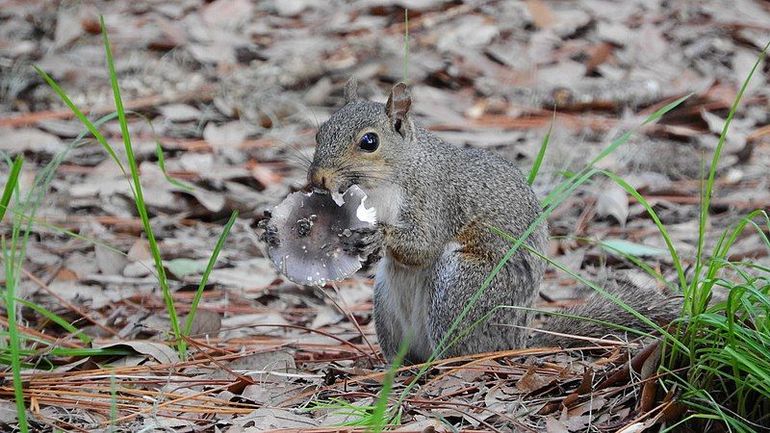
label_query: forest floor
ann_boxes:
[0,0,769,432]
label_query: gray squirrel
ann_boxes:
[278,80,681,363]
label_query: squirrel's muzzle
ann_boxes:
[308,166,335,192]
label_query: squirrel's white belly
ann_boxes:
[376,255,433,360]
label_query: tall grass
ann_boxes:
[33,19,183,353]
[1,155,29,432]
[0,18,242,430]
[654,41,770,431]
[101,17,183,353]
[527,114,553,185]
[520,41,770,430]
[309,338,409,431]
[1,110,90,430]
[515,41,770,430]
[34,17,237,358]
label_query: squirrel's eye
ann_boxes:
[358,132,379,152]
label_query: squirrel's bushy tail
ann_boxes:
[529,281,683,348]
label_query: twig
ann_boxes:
[0,85,215,128]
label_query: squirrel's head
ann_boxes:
[308,79,415,195]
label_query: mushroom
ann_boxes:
[263,185,376,285]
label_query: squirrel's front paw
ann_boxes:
[340,226,383,261]
[257,216,280,247]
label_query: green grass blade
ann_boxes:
[131,109,195,192]
[0,346,133,361]
[590,93,691,166]
[155,143,195,192]
[642,94,693,125]
[371,338,409,433]
[15,299,92,344]
[691,41,768,297]
[32,67,127,176]
[527,116,552,185]
[109,372,118,432]
[0,155,23,222]
[1,156,29,432]
[100,16,182,354]
[2,237,28,432]
[601,170,687,289]
[182,211,238,338]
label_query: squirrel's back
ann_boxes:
[405,126,548,254]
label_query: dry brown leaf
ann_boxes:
[226,408,317,431]
[526,0,555,29]
[545,416,570,433]
[516,366,555,393]
[96,341,180,364]
[228,350,296,375]
[185,309,222,338]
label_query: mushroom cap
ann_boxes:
[266,185,376,285]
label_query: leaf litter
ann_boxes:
[0,0,769,431]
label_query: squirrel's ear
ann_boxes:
[385,82,412,135]
[344,78,359,103]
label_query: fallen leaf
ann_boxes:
[227,408,317,431]
[310,305,343,329]
[208,258,276,289]
[222,312,288,334]
[596,181,629,225]
[184,310,221,337]
[601,239,666,257]
[159,103,202,122]
[54,7,83,47]
[617,422,654,433]
[275,0,311,16]
[95,244,128,275]
[545,416,569,433]
[0,128,64,154]
[203,121,250,149]
[516,366,555,393]
[526,0,554,29]
[228,350,296,375]
[165,258,208,278]
[202,0,254,29]
[0,400,17,424]
[96,341,180,364]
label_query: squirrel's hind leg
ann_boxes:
[427,247,542,358]
[372,277,401,361]
[372,256,435,363]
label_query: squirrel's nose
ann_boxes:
[308,167,333,191]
